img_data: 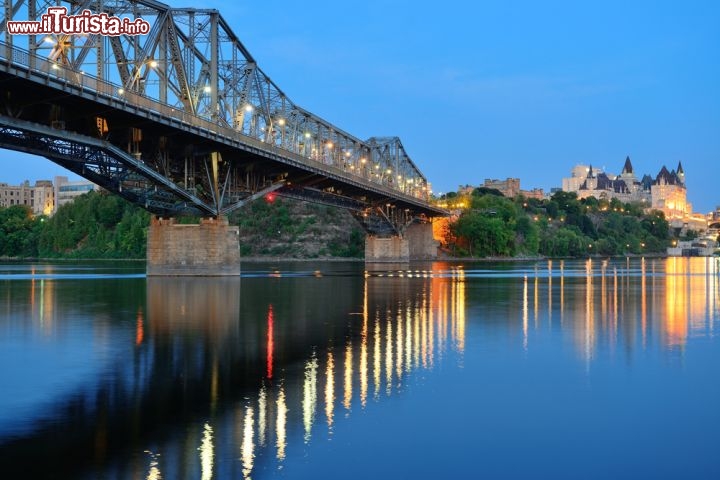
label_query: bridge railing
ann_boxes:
[0,41,433,203]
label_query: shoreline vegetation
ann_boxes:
[0,253,670,263]
[0,189,695,262]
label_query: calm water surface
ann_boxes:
[1,258,719,479]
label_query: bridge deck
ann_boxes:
[0,1,447,224]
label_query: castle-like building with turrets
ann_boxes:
[561,157,690,220]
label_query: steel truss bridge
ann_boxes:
[0,0,445,235]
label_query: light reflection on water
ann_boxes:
[0,258,718,478]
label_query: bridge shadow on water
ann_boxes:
[0,264,468,479]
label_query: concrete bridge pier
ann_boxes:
[147,216,240,276]
[365,222,438,262]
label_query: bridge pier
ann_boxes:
[147,216,240,276]
[365,222,438,262]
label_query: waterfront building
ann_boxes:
[0,180,54,215]
[709,207,720,228]
[561,157,701,223]
[53,176,97,214]
[667,238,718,257]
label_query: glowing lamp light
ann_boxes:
[304,132,312,139]
[325,142,334,149]
[244,104,254,113]
[360,158,367,164]
[203,85,211,93]
[117,87,125,95]
[265,192,277,203]
[277,118,286,126]
[149,60,158,68]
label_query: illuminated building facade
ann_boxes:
[561,157,699,222]
[650,164,689,219]
[0,179,54,215]
[563,157,653,204]
[0,176,99,216]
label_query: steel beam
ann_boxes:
[0,0,445,221]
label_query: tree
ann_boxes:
[515,215,539,254]
[37,191,149,258]
[545,201,559,219]
[472,187,504,197]
[446,191,672,258]
[453,210,515,257]
[0,205,41,257]
[540,228,589,257]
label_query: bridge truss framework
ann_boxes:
[0,0,445,235]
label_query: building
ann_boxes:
[54,176,97,213]
[0,180,54,215]
[482,178,520,198]
[457,184,475,196]
[561,157,700,222]
[562,164,607,193]
[567,158,653,205]
[519,188,545,200]
[651,163,689,219]
[456,179,543,200]
[709,207,720,227]
[667,238,718,257]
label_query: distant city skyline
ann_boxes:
[2,0,718,212]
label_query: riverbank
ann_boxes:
[1,253,674,263]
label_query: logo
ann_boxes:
[6,7,151,36]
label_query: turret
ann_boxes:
[656,165,672,185]
[676,161,685,185]
[621,156,633,175]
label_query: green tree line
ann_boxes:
[0,191,150,258]
[1,189,674,260]
[445,189,671,258]
[0,191,364,259]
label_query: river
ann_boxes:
[1,258,719,479]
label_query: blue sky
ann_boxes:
[4,0,719,212]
